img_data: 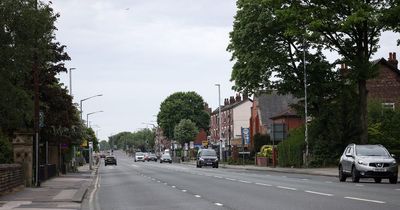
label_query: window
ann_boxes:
[382,103,395,111]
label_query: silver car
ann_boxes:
[339,144,398,184]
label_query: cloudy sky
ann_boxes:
[51,0,399,141]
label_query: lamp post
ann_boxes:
[80,94,103,120]
[86,111,103,170]
[69,68,76,96]
[215,84,222,162]
[303,38,309,167]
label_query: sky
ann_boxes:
[50,0,399,141]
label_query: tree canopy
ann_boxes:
[109,129,155,152]
[157,92,210,139]
[174,119,198,145]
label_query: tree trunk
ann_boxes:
[358,79,368,144]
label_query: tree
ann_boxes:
[228,0,400,144]
[99,140,110,151]
[174,119,198,145]
[157,92,210,139]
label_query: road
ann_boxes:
[84,152,400,210]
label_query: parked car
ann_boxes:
[196,149,218,168]
[160,153,172,163]
[135,152,145,162]
[105,156,117,166]
[339,144,398,184]
[147,153,157,162]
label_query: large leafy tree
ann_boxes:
[174,119,198,145]
[228,0,400,144]
[109,129,155,152]
[157,92,210,139]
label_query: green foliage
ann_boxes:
[157,92,209,139]
[277,128,305,168]
[0,131,13,163]
[99,140,110,151]
[367,100,400,152]
[174,119,198,145]
[253,133,270,154]
[109,128,155,152]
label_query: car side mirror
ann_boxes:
[345,154,354,158]
[391,154,396,158]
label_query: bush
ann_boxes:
[0,131,12,163]
[277,128,305,167]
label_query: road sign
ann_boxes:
[241,127,250,145]
[189,141,194,149]
[89,141,93,149]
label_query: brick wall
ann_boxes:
[0,164,24,195]
[367,63,400,107]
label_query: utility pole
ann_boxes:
[215,84,222,162]
[303,38,309,167]
[33,0,40,187]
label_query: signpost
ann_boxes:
[241,128,250,165]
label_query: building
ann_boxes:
[367,52,400,109]
[249,91,298,148]
[270,108,303,142]
[210,94,252,148]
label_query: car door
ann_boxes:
[344,146,355,172]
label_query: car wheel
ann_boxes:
[215,164,219,168]
[351,166,360,183]
[389,175,398,184]
[198,164,202,168]
[374,178,381,183]
[339,165,347,182]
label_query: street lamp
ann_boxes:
[215,84,222,162]
[80,94,103,120]
[303,38,309,167]
[86,110,103,170]
[69,68,76,96]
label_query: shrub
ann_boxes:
[277,128,305,167]
[0,131,12,164]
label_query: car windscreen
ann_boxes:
[136,152,143,156]
[356,146,389,157]
[201,150,216,156]
[161,154,170,158]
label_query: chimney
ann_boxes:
[388,52,398,69]
[224,98,228,106]
[229,96,235,104]
[235,93,241,102]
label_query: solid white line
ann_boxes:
[89,174,100,210]
[344,197,385,204]
[195,195,201,198]
[238,180,251,184]
[215,203,223,206]
[305,190,333,196]
[277,186,297,191]
[255,182,272,187]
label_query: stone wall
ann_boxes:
[0,164,24,195]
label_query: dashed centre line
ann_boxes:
[226,178,236,181]
[277,186,297,191]
[255,182,272,187]
[238,180,251,184]
[305,190,333,197]
[344,197,385,204]
[215,203,223,206]
[195,195,201,198]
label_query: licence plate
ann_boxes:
[373,168,386,172]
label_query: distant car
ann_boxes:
[100,153,106,158]
[339,144,398,184]
[196,149,218,168]
[134,152,145,162]
[147,153,157,162]
[160,153,172,163]
[105,156,117,166]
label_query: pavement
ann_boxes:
[0,164,98,210]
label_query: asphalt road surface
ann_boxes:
[85,152,400,210]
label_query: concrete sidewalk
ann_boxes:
[0,164,97,210]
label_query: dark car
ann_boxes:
[196,149,218,168]
[147,153,157,162]
[160,153,172,163]
[339,144,398,184]
[105,156,117,166]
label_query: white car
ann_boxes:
[134,152,145,162]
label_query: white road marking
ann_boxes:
[277,186,297,191]
[164,183,167,185]
[395,189,400,191]
[355,184,364,187]
[344,197,385,204]
[195,195,201,198]
[89,174,100,210]
[238,180,251,184]
[214,176,222,179]
[131,164,139,167]
[301,178,309,181]
[215,203,223,206]
[171,186,176,188]
[281,176,287,178]
[305,190,333,196]
[226,178,236,181]
[182,190,187,192]
[255,182,272,187]
[157,180,160,183]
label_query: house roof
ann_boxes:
[372,58,400,76]
[211,98,253,115]
[270,108,300,120]
[256,91,298,127]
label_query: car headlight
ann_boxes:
[391,160,397,165]
[357,160,368,166]
[199,158,204,161]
